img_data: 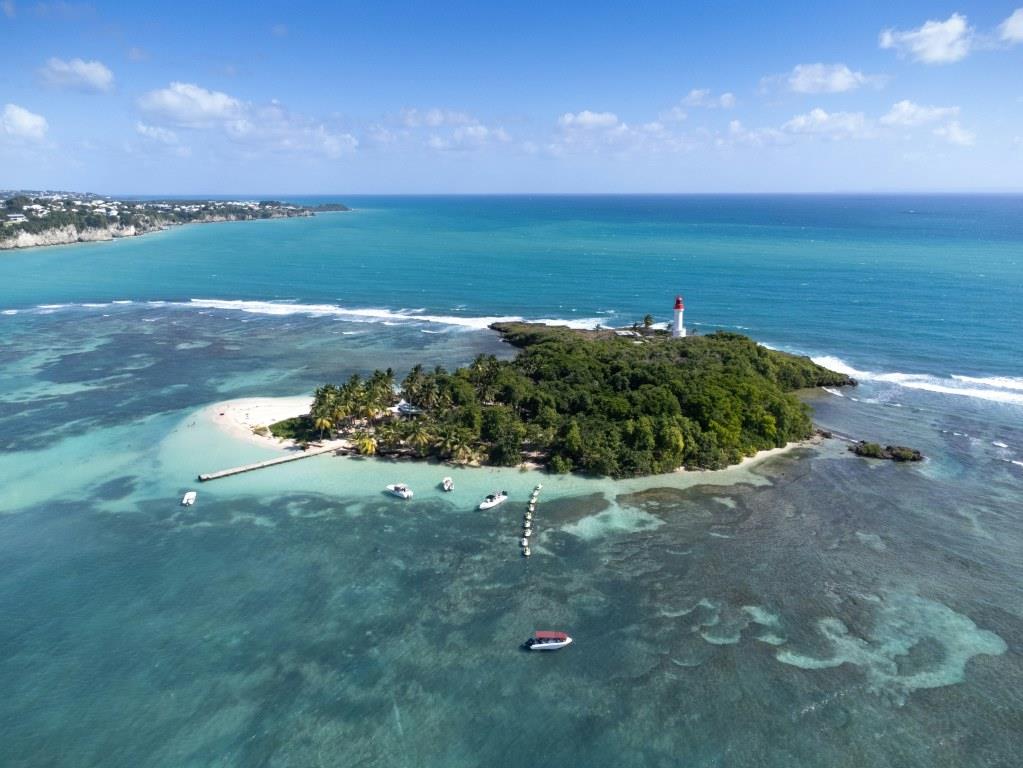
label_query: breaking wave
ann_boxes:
[812,355,1023,407]
[11,298,605,331]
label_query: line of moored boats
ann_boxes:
[385,479,512,511]
[521,483,543,557]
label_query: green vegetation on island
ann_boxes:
[850,441,924,462]
[278,323,856,478]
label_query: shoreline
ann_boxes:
[205,396,323,450]
[0,209,350,253]
[203,393,816,476]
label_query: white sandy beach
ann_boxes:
[204,396,317,449]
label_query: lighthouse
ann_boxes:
[672,295,685,338]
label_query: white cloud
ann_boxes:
[681,89,735,108]
[127,46,148,62]
[879,13,973,63]
[137,83,356,159]
[933,121,975,146]
[658,106,688,123]
[551,109,696,154]
[783,107,869,138]
[224,102,357,158]
[720,119,784,148]
[1,0,15,18]
[427,123,512,151]
[1,103,48,141]
[401,108,472,128]
[40,57,114,92]
[880,100,959,126]
[788,63,870,93]
[558,110,620,128]
[1000,8,1023,43]
[138,82,242,126]
[135,121,178,144]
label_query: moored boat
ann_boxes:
[523,631,572,650]
[386,484,414,500]
[478,491,508,510]
[181,491,197,506]
[441,477,454,492]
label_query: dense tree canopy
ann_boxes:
[291,324,854,478]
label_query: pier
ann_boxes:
[198,445,339,482]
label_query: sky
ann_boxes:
[1,1,1022,194]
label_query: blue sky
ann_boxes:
[1,1,1022,193]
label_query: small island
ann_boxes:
[270,322,856,478]
[849,441,924,462]
[0,191,349,250]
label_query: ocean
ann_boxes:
[1,195,1021,767]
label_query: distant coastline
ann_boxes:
[0,193,349,251]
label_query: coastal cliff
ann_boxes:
[0,223,154,249]
[0,210,317,250]
[0,193,349,251]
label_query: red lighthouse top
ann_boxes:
[674,295,684,310]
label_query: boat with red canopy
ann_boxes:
[523,631,573,650]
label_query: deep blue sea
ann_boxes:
[1,196,1021,767]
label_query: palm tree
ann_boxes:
[407,421,434,457]
[433,425,459,459]
[375,421,402,453]
[352,431,378,456]
[313,415,333,440]
[453,437,478,465]
[401,364,424,405]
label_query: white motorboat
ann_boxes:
[522,547,531,557]
[441,477,454,492]
[523,631,572,650]
[181,491,197,506]
[386,484,414,500]
[520,537,529,547]
[478,491,508,510]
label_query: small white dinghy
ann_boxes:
[524,631,572,650]
[441,477,454,492]
[522,547,532,557]
[478,491,508,510]
[181,491,197,506]
[386,484,414,500]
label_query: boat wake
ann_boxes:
[812,355,1023,407]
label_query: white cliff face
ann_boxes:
[0,224,149,250]
[0,210,312,251]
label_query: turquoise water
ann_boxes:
[2,196,1022,766]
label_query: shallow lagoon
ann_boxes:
[1,303,1021,767]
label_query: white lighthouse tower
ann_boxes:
[672,295,685,338]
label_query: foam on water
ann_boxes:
[812,355,1023,406]
[7,298,607,332]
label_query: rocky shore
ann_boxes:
[0,209,316,251]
